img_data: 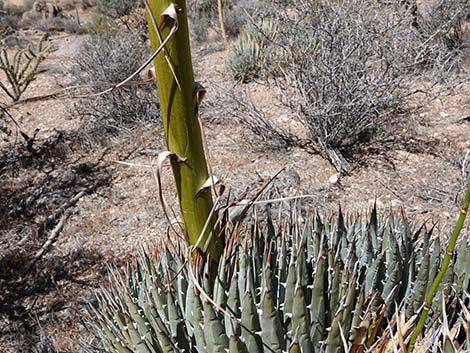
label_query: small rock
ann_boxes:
[329,173,339,185]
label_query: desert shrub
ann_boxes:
[2,0,34,17]
[25,17,81,33]
[187,0,214,42]
[0,33,32,48]
[224,0,469,172]
[0,14,19,32]
[79,15,114,34]
[231,0,421,172]
[95,0,138,19]
[72,31,160,135]
[414,0,470,73]
[187,0,254,42]
[221,0,258,37]
[225,18,277,82]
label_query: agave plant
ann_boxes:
[90,207,470,353]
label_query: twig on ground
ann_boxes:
[38,190,86,237]
[22,210,71,275]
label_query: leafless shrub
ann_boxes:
[206,82,307,150]
[223,0,468,172]
[71,31,160,136]
[0,14,19,31]
[23,17,81,33]
[260,0,422,172]
[187,0,256,42]
[1,0,33,17]
[414,0,470,73]
[95,0,139,19]
[0,33,32,48]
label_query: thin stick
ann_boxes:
[22,210,70,275]
[217,0,229,47]
[408,183,470,351]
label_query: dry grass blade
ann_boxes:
[153,151,185,241]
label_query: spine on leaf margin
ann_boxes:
[145,1,222,266]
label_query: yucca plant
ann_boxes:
[90,207,470,353]
[225,18,277,83]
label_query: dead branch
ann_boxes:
[22,210,71,275]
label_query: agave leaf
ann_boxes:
[297,238,309,288]
[124,292,151,341]
[141,298,173,353]
[339,275,357,336]
[335,207,346,248]
[185,281,195,337]
[360,232,374,267]
[312,213,323,260]
[383,232,401,316]
[367,304,386,347]
[214,253,228,308]
[428,236,441,278]
[226,271,241,337]
[310,253,326,352]
[227,334,248,353]
[381,224,391,253]
[192,293,206,353]
[122,309,152,353]
[276,233,288,310]
[369,203,378,250]
[238,249,247,302]
[404,251,417,320]
[283,252,297,328]
[433,260,455,319]
[261,289,285,352]
[328,260,342,326]
[240,285,263,353]
[349,290,364,342]
[203,299,229,353]
[291,282,314,353]
[304,223,315,262]
[411,237,431,315]
[325,317,343,353]
[454,236,469,291]
[168,288,191,352]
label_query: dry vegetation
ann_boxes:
[1,0,470,352]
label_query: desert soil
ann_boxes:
[1,19,470,353]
